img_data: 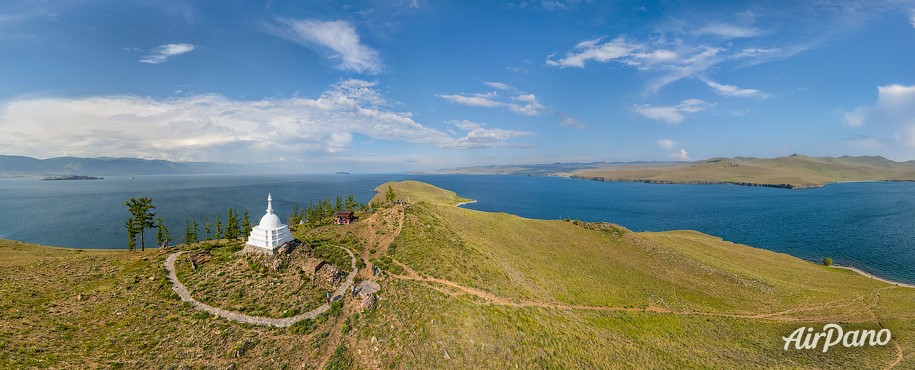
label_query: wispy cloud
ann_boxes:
[546,35,730,92]
[442,120,534,149]
[657,139,676,150]
[0,80,530,162]
[271,19,382,74]
[482,81,513,90]
[702,78,768,98]
[695,23,763,38]
[911,9,915,28]
[633,99,712,124]
[546,36,639,68]
[557,112,585,128]
[139,43,196,64]
[842,84,915,146]
[438,83,545,116]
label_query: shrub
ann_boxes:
[822,257,833,267]
[289,318,317,335]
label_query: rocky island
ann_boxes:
[40,175,103,181]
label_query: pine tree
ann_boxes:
[242,209,252,235]
[215,214,222,241]
[156,217,170,247]
[125,219,137,252]
[192,220,200,243]
[386,186,397,205]
[184,219,193,245]
[225,208,239,241]
[125,197,156,251]
[204,218,211,241]
[345,194,356,211]
[335,195,343,212]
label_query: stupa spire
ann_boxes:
[267,193,273,214]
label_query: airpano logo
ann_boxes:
[783,324,892,352]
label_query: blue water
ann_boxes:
[0,174,912,284]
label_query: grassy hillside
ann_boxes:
[571,155,915,188]
[421,155,915,188]
[360,181,915,368]
[1,181,913,368]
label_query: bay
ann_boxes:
[0,174,912,284]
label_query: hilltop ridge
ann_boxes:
[418,155,915,189]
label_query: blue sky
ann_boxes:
[1,0,914,172]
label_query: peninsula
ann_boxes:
[420,155,915,189]
[0,180,912,368]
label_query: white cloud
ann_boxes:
[139,43,196,64]
[546,36,637,68]
[911,10,915,28]
[702,78,768,98]
[842,84,915,146]
[437,92,503,108]
[546,35,728,92]
[483,81,513,90]
[443,120,534,149]
[695,23,762,38]
[671,148,691,161]
[557,113,585,128]
[657,139,675,150]
[633,99,712,124]
[0,80,530,162]
[438,88,545,116]
[272,19,381,74]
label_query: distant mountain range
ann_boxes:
[0,155,251,177]
[416,155,915,189]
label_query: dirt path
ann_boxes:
[367,202,906,367]
[163,246,357,328]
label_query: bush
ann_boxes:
[325,345,353,370]
[822,257,833,267]
[289,318,317,335]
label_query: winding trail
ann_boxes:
[371,202,908,368]
[163,246,357,328]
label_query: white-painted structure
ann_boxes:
[245,193,294,254]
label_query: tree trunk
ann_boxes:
[140,229,145,251]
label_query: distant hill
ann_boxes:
[0,155,251,177]
[419,155,915,189]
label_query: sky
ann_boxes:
[0,0,914,173]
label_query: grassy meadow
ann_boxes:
[1,180,913,368]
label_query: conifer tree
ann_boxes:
[125,197,156,251]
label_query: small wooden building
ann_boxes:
[335,211,354,225]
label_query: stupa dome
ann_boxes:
[259,213,282,230]
[245,193,294,254]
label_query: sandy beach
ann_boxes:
[833,265,915,289]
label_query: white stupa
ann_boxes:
[245,193,294,254]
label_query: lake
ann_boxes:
[0,174,912,284]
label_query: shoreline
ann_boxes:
[831,265,915,289]
[455,200,477,207]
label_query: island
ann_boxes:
[335,171,351,175]
[40,175,103,181]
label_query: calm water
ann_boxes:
[0,174,913,284]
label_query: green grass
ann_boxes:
[174,243,326,318]
[0,240,338,368]
[2,181,914,369]
[572,155,915,188]
[357,180,915,368]
[371,180,472,206]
